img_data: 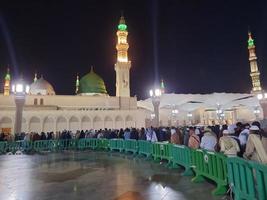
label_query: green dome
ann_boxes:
[78,67,107,95]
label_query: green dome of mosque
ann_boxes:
[78,67,107,95]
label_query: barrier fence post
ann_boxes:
[191,149,228,195]
[171,144,193,176]
[152,142,171,163]
[124,139,138,154]
[109,139,124,152]
[138,140,153,158]
[227,157,255,200]
[253,161,267,200]
[0,141,7,154]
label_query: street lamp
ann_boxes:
[149,88,161,127]
[171,108,178,126]
[216,105,224,124]
[187,112,193,125]
[12,78,29,134]
[256,92,267,121]
[253,106,261,120]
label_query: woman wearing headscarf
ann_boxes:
[188,128,200,149]
[170,127,183,145]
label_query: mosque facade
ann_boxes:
[0,16,150,134]
[0,17,264,134]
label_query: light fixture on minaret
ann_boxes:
[4,68,11,96]
[248,31,262,94]
[115,14,131,97]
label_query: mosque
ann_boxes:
[0,16,264,134]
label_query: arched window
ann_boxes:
[34,98,38,105]
[40,98,44,105]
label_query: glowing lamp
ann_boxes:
[257,93,263,100]
[149,90,153,97]
[187,113,193,117]
[12,79,30,95]
[172,109,178,114]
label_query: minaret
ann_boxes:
[75,74,79,94]
[248,31,262,93]
[115,15,131,97]
[4,68,11,96]
[34,72,38,82]
[160,79,165,94]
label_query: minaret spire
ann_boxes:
[75,73,79,94]
[34,72,38,82]
[248,31,262,93]
[115,13,131,97]
[160,79,165,94]
[4,67,11,96]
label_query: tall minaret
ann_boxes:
[248,31,262,93]
[75,74,79,94]
[4,68,11,96]
[115,15,131,97]
[160,79,165,94]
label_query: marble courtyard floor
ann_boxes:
[0,151,223,200]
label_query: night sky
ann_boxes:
[0,0,267,99]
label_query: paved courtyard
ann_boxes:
[0,151,222,200]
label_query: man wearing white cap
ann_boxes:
[227,124,242,156]
[200,127,217,151]
[219,130,240,156]
[238,123,250,154]
[243,125,267,164]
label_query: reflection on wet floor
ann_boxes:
[0,151,223,200]
[38,167,99,183]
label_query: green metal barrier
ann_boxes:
[77,138,97,150]
[86,138,98,150]
[109,139,124,152]
[77,138,86,150]
[171,144,193,176]
[34,140,57,152]
[57,139,77,150]
[97,138,110,150]
[138,140,153,157]
[253,161,267,200]
[33,140,43,152]
[227,157,267,200]
[191,149,228,195]
[124,139,138,154]
[0,141,7,154]
[3,137,267,199]
[21,141,33,152]
[152,142,172,162]
[8,141,27,153]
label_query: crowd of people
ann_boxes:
[1,121,267,163]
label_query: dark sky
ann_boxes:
[0,0,267,99]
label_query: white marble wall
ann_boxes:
[0,109,149,134]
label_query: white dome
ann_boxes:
[29,77,55,95]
